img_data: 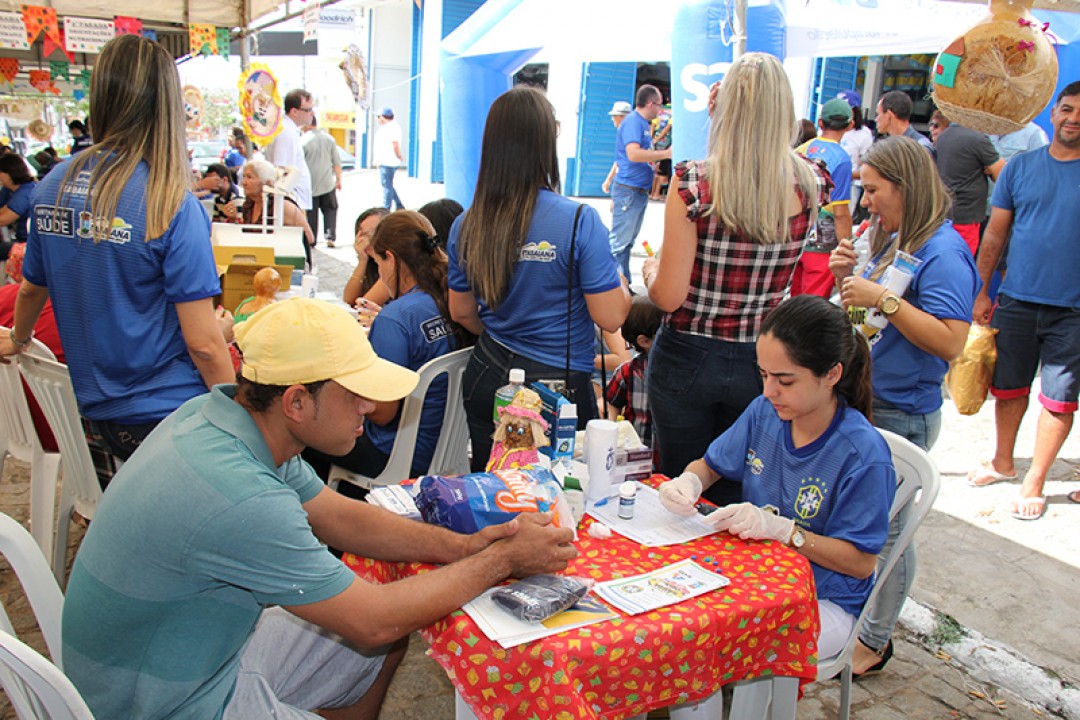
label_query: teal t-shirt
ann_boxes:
[62,386,354,720]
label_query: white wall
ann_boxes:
[369,1,413,169]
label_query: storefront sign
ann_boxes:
[64,17,115,53]
[320,110,355,129]
[0,11,29,50]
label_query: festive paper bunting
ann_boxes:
[303,1,319,43]
[77,68,91,87]
[0,58,19,84]
[28,69,59,95]
[73,89,85,101]
[113,16,141,36]
[142,29,156,41]
[49,60,68,81]
[64,17,114,53]
[44,25,73,61]
[216,27,230,59]
[188,23,216,56]
[21,5,59,47]
[0,11,30,50]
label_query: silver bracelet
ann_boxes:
[9,328,32,348]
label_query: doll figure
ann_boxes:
[487,388,550,471]
[233,266,281,322]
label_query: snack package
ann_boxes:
[492,575,592,623]
[414,467,576,537]
[947,324,998,415]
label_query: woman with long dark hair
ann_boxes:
[449,86,630,470]
[304,210,468,492]
[659,295,895,660]
[0,153,37,261]
[0,34,233,465]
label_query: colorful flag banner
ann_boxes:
[64,16,115,53]
[189,23,216,56]
[49,60,69,80]
[216,27,230,59]
[0,58,20,84]
[0,11,29,50]
[113,16,141,36]
[28,69,59,94]
[21,5,59,47]
[44,25,73,62]
[76,68,92,87]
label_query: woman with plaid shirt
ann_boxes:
[642,53,831,507]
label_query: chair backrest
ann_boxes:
[817,429,940,677]
[0,512,64,663]
[0,629,93,720]
[0,325,56,464]
[329,347,473,490]
[18,355,102,523]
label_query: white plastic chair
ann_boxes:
[0,630,93,720]
[0,512,64,662]
[17,355,103,588]
[328,347,473,491]
[0,327,60,564]
[813,429,941,720]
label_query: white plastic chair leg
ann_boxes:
[670,690,723,718]
[837,664,854,720]
[28,450,60,565]
[455,691,480,720]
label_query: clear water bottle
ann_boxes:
[852,234,870,277]
[493,368,526,423]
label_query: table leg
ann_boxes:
[455,691,480,720]
[768,677,798,719]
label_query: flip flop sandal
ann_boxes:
[1068,490,1080,505]
[967,461,1018,487]
[1009,496,1046,521]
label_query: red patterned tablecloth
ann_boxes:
[344,482,820,720]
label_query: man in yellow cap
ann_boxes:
[61,298,576,720]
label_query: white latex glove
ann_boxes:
[658,472,703,516]
[709,502,795,543]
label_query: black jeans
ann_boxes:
[83,418,161,490]
[306,190,339,244]
[463,332,596,472]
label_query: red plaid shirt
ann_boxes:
[664,159,831,343]
[605,354,657,466]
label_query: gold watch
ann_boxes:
[879,293,902,316]
[790,528,806,549]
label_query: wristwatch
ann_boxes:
[789,528,807,549]
[879,293,902,316]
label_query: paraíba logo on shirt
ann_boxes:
[77,212,133,244]
[519,241,556,263]
[794,477,828,520]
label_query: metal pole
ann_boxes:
[240,0,250,70]
[733,0,747,60]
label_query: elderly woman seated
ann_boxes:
[237,159,314,252]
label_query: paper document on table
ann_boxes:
[463,587,617,648]
[586,482,717,546]
[593,559,730,615]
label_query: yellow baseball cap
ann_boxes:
[234,297,418,402]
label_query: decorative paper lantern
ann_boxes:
[931,0,1058,134]
[237,64,282,147]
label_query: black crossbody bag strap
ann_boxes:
[565,204,585,399]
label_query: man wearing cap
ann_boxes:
[875,91,935,157]
[609,85,672,283]
[61,298,576,720]
[794,98,853,297]
[68,119,92,155]
[838,90,872,217]
[601,101,632,195]
[375,107,404,210]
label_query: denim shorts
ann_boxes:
[991,294,1080,413]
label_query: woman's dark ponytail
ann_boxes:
[760,295,874,421]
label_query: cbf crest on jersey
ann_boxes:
[795,478,828,520]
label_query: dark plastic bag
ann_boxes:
[492,575,591,623]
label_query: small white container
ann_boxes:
[618,481,637,520]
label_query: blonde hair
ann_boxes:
[55,35,190,243]
[705,52,818,245]
[861,136,952,281]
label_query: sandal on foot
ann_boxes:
[852,639,893,680]
[967,461,1018,487]
[1069,490,1080,505]
[1009,496,1046,521]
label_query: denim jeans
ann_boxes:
[379,165,403,210]
[858,399,941,650]
[608,183,648,282]
[646,326,761,507]
[462,333,597,472]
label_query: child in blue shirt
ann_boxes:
[658,295,895,660]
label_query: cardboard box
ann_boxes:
[613,447,654,485]
[213,246,292,314]
[211,222,306,270]
[530,382,576,461]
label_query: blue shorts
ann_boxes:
[990,294,1080,413]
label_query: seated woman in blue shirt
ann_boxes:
[0,153,37,260]
[658,295,896,660]
[303,210,470,497]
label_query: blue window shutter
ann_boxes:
[569,62,636,197]
[810,57,859,121]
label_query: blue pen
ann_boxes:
[594,497,610,508]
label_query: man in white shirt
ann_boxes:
[267,89,315,264]
[374,107,404,210]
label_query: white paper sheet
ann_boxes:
[586,483,717,546]
[463,587,617,648]
[593,559,730,615]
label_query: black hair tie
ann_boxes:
[419,230,440,254]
